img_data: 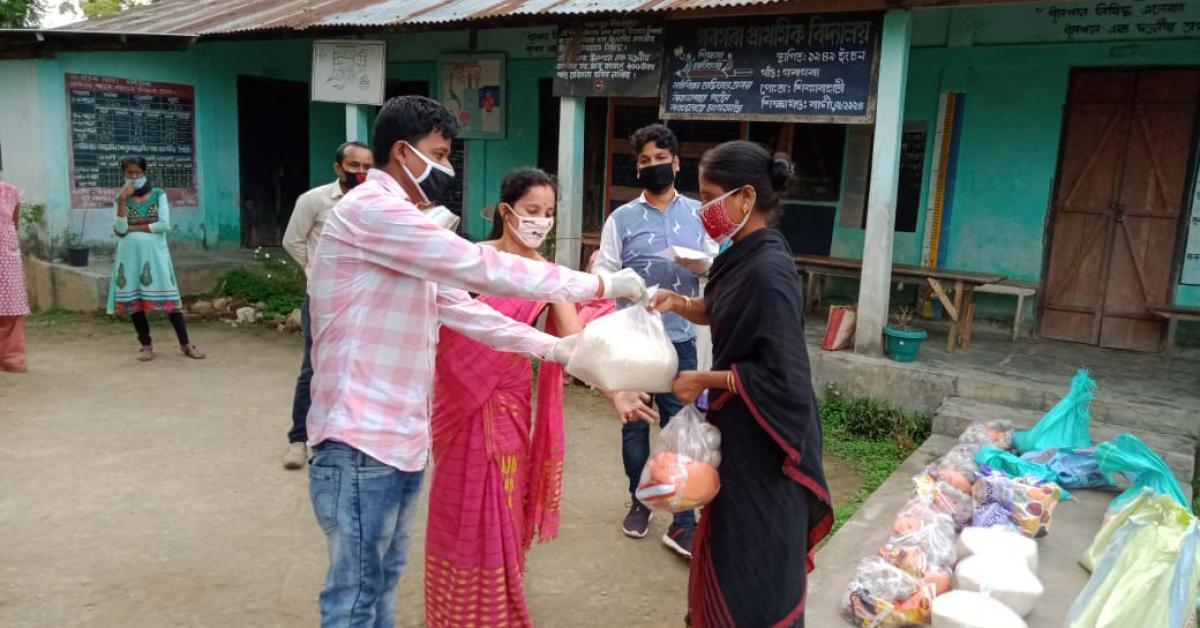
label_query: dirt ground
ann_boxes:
[0,318,860,628]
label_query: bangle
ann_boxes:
[595,276,605,299]
[683,296,693,313]
[727,371,738,395]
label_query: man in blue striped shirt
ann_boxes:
[594,124,718,559]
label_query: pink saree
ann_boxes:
[425,295,564,628]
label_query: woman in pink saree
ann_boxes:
[425,169,654,627]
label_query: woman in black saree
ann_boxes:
[650,140,832,628]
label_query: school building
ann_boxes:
[0,0,1197,353]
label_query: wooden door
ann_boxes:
[1042,68,1199,351]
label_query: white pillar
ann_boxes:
[855,9,913,355]
[555,97,585,269]
[345,104,371,142]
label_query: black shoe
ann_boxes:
[663,523,694,559]
[622,500,653,538]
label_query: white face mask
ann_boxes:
[504,204,554,249]
[126,177,148,190]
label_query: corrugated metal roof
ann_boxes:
[60,0,797,36]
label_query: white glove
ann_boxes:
[675,255,712,277]
[548,334,580,365]
[601,268,649,303]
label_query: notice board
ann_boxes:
[66,73,198,209]
[439,54,505,140]
[312,40,387,106]
[662,13,879,123]
[1183,159,1200,285]
[554,19,664,98]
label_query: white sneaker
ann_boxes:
[283,442,308,470]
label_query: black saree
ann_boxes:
[687,229,833,628]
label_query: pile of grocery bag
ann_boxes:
[840,369,1199,628]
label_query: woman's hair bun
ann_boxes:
[769,153,795,193]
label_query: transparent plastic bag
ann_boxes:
[976,447,1071,499]
[973,471,1065,539]
[565,304,678,393]
[841,556,936,627]
[879,514,958,593]
[892,497,956,537]
[959,420,1015,450]
[1012,369,1096,453]
[914,474,975,531]
[634,405,721,512]
[941,443,984,478]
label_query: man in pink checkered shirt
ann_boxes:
[304,96,649,627]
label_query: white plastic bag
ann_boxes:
[954,554,1045,617]
[565,304,678,392]
[932,590,1028,628]
[956,526,1039,574]
[634,405,721,512]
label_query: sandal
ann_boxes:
[138,345,155,362]
[181,344,206,360]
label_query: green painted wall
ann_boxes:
[32,40,338,248]
[385,29,557,240]
[24,26,557,250]
[35,49,202,245]
[463,58,554,241]
[828,7,1200,311]
[310,102,346,189]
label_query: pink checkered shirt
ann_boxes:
[306,169,601,471]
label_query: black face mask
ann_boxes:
[402,142,456,204]
[418,169,455,205]
[341,170,367,190]
[637,162,676,194]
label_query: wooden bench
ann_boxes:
[795,255,1005,353]
[975,280,1039,342]
[1151,305,1200,353]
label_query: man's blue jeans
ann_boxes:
[308,440,425,628]
[621,339,698,529]
[288,297,313,444]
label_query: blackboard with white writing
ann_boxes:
[554,19,664,98]
[897,123,928,233]
[66,73,198,209]
[662,13,879,123]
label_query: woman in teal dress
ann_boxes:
[108,156,204,361]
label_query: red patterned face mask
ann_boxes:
[699,188,753,244]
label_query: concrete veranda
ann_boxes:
[805,315,1200,442]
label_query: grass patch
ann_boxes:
[216,248,306,318]
[820,386,931,536]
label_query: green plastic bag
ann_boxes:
[1096,434,1191,514]
[1012,369,1096,454]
[977,446,1054,481]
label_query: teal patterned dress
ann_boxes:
[107,188,182,315]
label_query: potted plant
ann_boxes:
[883,306,928,362]
[66,209,90,267]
